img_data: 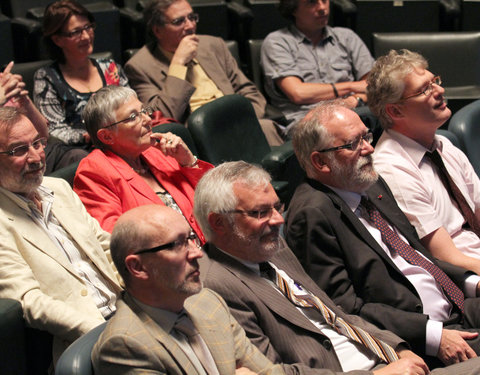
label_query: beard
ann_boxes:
[0,160,45,196]
[232,222,282,263]
[329,154,378,193]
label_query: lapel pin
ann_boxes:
[377,195,383,200]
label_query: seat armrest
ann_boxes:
[331,0,357,14]
[261,141,295,177]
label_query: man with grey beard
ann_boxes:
[193,161,480,375]
[0,106,122,365]
[285,103,480,368]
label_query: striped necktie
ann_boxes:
[260,262,399,364]
[361,196,465,313]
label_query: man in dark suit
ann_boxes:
[194,161,480,374]
[124,0,284,146]
[285,103,480,367]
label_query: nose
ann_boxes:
[26,144,44,163]
[360,139,374,155]
[269,207,285,226]
[186,239,203,260]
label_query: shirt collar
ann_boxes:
[327,184,364,213]
[290,24,333,45]
[216,247,260,275]
[385,129,445,167]
[132,295,181,333]
[0,184,54,213]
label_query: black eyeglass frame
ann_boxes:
[0,137,48,157]
[133,232,201,255]
[317,132,373,153]
[58,23,96,39]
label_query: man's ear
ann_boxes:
[207,212,229,236]
[385,103,404,121]
[97,128,115,145]
[125,255,149,280]
[310,151,331,174]
[152,25,163,42]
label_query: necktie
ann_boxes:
[260,262,399,363]
[425,150,480,237]
[174,313,220,375]
[361,197,465,313]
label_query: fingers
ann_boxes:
[152,132,183,155]
[2,61,14,74]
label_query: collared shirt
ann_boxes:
[133,297,207,375]
[163,46,224,112]
[329,185,480,356]
[10,185,117,318]
[218,249,377,371]
[261,25,374,124]
[374,130,480,260]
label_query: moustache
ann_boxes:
[23,161,45,174]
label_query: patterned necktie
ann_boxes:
[425,149,480,237]
[361,197,465,313]
[259,262,399,363]
[174,313,220,375]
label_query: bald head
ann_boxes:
[111,205,188,283]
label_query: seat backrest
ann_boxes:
[11,51,113,98]
[373,31,480,87]
[225,40,240,67]
[0,14,14,66]
[435,129,462,150]
[49,160,81,187]
[187,94,271,165]
[55,322,107,375]
[448,99,480,176]
[0,299,27,375]
[247,39,264,94]
[153,122,198,155]
[356,0,440,52]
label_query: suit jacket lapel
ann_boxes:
[206,245,324,335]
[124,294,201,375]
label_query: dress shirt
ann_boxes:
[329,185,480,355]
[374,130,480,260]
[133,297,208,375]
[261,25,373,125]
[163,47,224,112]
[219,249,377,371]
[15,185,117,318]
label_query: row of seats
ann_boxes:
[3,0,480,66]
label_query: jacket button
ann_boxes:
[415,304,422,312]
[323,339,332,350]
[81,289,88,297]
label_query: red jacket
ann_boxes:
[73,148,212,242]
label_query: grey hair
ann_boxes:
[193,161,272,241]
[144,0,180,36]
[82,85,138,149]
[367,49,428,130]
[0,107,27,143]
[291,102,339,177]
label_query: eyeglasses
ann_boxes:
[168,12,199,27]
[0,137,47,157]
[58,23,96,39]
[103,107,153,129]
[401,76,442,101]
[229,202,284,221]
[317,132,373,153]
[134,232,201,255]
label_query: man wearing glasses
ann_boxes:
[285,102,480,367]
[193,161,478,374]
[370,50,480,299]
[0,106,122,364]
[92,204,284,375]
[124,0,285,146]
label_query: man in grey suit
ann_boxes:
[93,204,284,374]
[125,0,284,146]
[285,103,480,367]
[194,161,480,374]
